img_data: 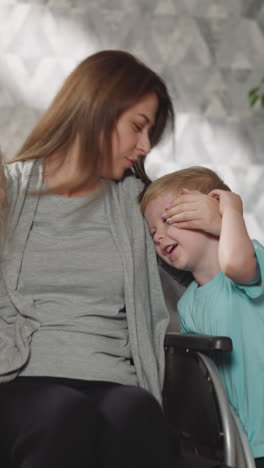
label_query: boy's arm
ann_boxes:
[209,189,257,284]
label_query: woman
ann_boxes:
[0,50,220,468]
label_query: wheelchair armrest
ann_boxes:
[164,331,233,352]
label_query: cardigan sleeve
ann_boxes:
[0,160,40,383]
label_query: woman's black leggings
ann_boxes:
[0,377,179,468]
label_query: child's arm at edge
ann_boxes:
[209,189,257,284]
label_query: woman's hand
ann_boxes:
[162,188,221,236]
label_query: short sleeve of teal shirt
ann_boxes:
[178,239,264,336]
[235,240,264,297]
[178,239,264,458]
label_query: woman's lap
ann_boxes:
[0,377,178,468]
[0,377,106,468]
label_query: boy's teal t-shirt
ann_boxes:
[178,239,264,458]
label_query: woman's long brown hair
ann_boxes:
[10,50,174,191]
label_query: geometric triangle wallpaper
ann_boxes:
[0,0,264,241]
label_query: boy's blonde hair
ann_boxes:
[140,166,231,213]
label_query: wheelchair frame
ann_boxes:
[163,332,256,468]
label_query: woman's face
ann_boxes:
[100,93,159,180]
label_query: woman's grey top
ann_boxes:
[18,191,137,385]
[0,159,176,404]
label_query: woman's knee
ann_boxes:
[99,385,176,467]
[99,384,164,430]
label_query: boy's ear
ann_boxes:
[208,190,220,201]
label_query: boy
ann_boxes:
[140,166,264,467]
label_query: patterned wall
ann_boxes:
[0,0,263,242]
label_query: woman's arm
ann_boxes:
[209,189,257,284]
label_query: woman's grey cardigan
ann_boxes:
[0,159,171,404]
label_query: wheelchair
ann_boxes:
[163,331,256,468]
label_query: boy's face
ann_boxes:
[144,192,209,273]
